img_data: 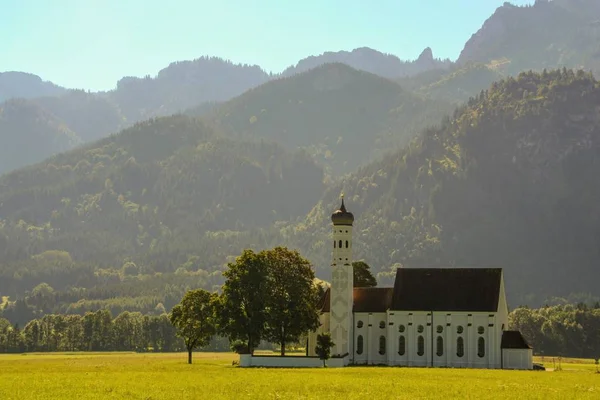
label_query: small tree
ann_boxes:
[595,358,599,374]
[352,261,377,288]
[169,289,217,364]
[315,333,335,367]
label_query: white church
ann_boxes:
[242,197,533,369]
[308,197,534,370]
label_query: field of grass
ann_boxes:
[0,352,598,399]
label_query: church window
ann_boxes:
[379,336,386,355]
[417,336,425,356]
[357,321,363,328]
[379,321,385,329]
[436,325,443,334]
[457,326,464,334]
[417,325,424,333]
[436,336,444,357]
[477,326,485,335]
[334,241,336,248]
[356,335,363,355]
[338,240,343,249]
[345,240,349,248]
[398,325,405,333]
[477,337,485,358]
[398,336,406,356]
[456,337,464,358]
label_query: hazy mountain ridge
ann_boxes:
[207,63,455,175]
[0,72,66,102]
[458,0,600,75]
[281,47,452,79]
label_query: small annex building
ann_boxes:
[304,197,533,370]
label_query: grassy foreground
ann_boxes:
[0,352,598,399]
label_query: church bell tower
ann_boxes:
[330,194,354,357]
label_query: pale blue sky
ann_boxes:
[2,0,533,91]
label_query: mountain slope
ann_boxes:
[399,63,503,104]
[0,99,81,173]
[281,47,452,79]
[288,69,600,305]
[0,72,65,102]
[458,0,600,75]
[110,56,270,121]
[208,63,455,175]
[0,114,323,277]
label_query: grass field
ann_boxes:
[0,352,598,399]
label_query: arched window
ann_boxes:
[456,337,464,358]
[398,336,406,356]
[436,325,443,334]
[379,321,385,329]
[417,336,425,356]
[338,240,343,249]
[477,337,485,358]
[398,325,405,333]
[357,320,363,329]
[379,336,386,355]
[436,336,444,357]
[345,240,349,248]
[356,335,363,355]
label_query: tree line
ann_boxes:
[510,303,600,360]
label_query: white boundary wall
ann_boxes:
[239,354,349,368]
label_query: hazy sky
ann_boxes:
[2,0,534,91]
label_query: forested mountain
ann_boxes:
[0,115,324,317]
[399,63,503,104]
[0,72,65,102]
[0,99,81,173]
[110,56,271,121]
[281,47,452,79]
[458,0,600,75]
[208,63,455,175]
[287,69,600,306]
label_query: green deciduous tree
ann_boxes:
[219,249,269,355]
[169,289,217,364]
[352,261,377,288]
[263,247,320,356]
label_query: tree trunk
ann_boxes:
[281,338,286,356]
[188,349,193,364]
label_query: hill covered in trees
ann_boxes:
[0,115,324,323]
[207,63,455,175]
[0,99,82,173]
[289,69,600,306]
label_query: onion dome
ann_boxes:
[331,195,354,226]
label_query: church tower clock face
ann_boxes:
[330,194,354,357]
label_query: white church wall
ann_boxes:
[369,313,388,365]
[353,313,368,364]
